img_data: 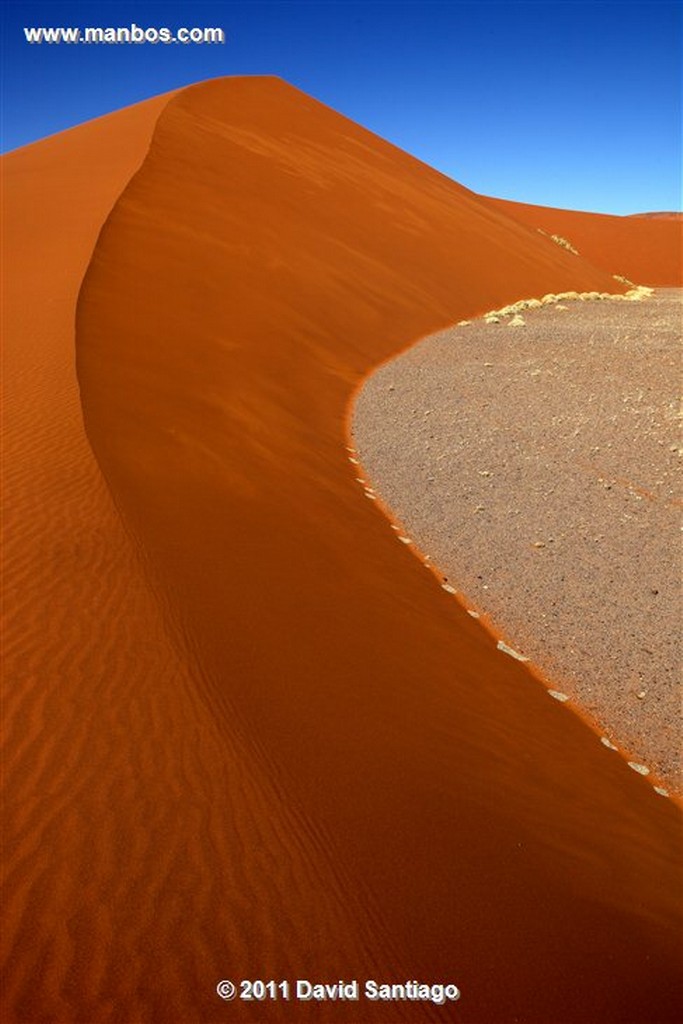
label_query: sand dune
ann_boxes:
[482,194,682,286]
[3,76,682,1022]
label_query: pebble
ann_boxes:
[548,690,570,702]
[497,640,529,662]
[600,737,618,750]
[627,762,650,776]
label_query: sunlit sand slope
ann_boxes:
[483,195,682,286]
[71,76,682,1022]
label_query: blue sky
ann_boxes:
[2,1,681,214]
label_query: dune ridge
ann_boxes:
[3,75,682,1021]
[2,85,403,1024]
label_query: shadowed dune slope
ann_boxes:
[73,76,683,1022]
[483,195,682,286]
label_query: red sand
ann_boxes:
[3,76,682,1022]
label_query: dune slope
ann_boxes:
[482,195,682,287]
[2,89,399,1024]
[70,76,682,1022]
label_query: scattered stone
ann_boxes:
[441,583,457,594]
[654,786,670,797]
[497,640,529,662]
[548,690,570,702]
[508,314,525,327]
[627,762,650,776]
[467,610,480,618]
[532,541,546,548]
[600,737,618,750]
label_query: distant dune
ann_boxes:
[2,76,681,1023]
[627,211,683,219]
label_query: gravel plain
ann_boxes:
[353,288,682,792]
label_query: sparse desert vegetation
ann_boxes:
[537,227,580,254]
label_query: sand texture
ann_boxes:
[2,76,682,1022]
[354,288,682,791]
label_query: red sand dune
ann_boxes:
[3,76,682,1023]
[482,195,682,287]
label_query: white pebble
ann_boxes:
[398,536,411,545]
[654,786,669,797]
[627,762,650,776]
[441,583,457,594]
[600,737,618,750]
[497,640,529,662]
[467,610,480,618]
[548,690,569,702]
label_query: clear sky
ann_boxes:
[2,1,681,214]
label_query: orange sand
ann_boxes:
[483,195,682,287]
[2,77,682,1022]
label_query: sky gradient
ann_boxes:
[2,1,681,214]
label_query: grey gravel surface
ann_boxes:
[352,288,682,792]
